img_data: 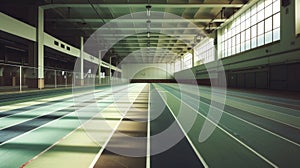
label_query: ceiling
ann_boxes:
[0,0,250,64]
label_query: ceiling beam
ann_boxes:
[51,33,199,37]
[42,3,244,9]
[46,18,226,23]
[50,26,218,31]
[112,46,189,49]
[113,42,189,45]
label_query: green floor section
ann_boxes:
[154,83,300,167]
[0,83,299,167]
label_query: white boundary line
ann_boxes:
[20,121,85,168]
[0,90,114,131]
[154,84,209,168]
[88,116,124,168]
[155,84,278,168]
[0,90,110,147]
[89,83,147,168]
[146,84,151,168]
[21,87,131,167]
[0,100,75,130]
[0,109,76,148]
[187,84,300,119]
[167,84,300,147]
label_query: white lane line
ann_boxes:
[169,83,300,117]
[155,84,278,168]
[223,108,300,147]
[167,84,300,147]
[197,85,300,106]
[0,89,116,147]
[20,121,84,168]
[0,95,72,112]
[88,116,124,168]
[0,108,76,147]
[154,84,209,168]
[168,83,300,130]
[0,101,74,130]
[24,84,141,168]
[226,90,300,106]
[146,84,151,168]
[89,83,148,168]
[0,91,111,130]
[21,88,131,167]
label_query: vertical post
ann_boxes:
[37,7,44,89]
[19,66,22,92]
[65,72,67,87]
[54,70,57,88]
[109,56,112,84]
[80,36,84,86]
[173,62,175,74]
[192,49,195,67]
[165,63,168,78]
[98,50,102,85]
[180,57,183,71]
[73,72,75,87]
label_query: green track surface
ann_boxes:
[0,84,139,167]
[0,83,299,167]
[154,83,300,167]
[153,84,273,167]
[23,84,147,168]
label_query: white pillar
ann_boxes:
[165,63,168,78]
[37,7,44,89]
[109,56,112,82]
[192,49,195,67]
[98,50,102,85]
[19,66,22,92]
[180,57,183,71]
[173,62,175,74]
[80,36,84,85]
[54,70,57,88]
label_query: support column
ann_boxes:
[80,36,84,86]
[98,50,102,85]
[180,57,183,71]
[109,56,112,82]
[192,49,195,67]
[37,7,44,89]
[173,62,175,74]
[19,66,22,92]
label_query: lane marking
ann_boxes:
[0,86,130,147]
[20,121,85,168]
[155,84,278,168]
[167,83,300,130]
[154,84,208,168]
[168,83,300,117]
[0,86,129,131]
[89,83,148,168]
[0,101,75,130]
[20,88,132,167]
[166,84,300,147]
[146,84,151,168]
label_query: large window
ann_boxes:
[174,59,181,72]
[194,38,215,65]
[219,0,280,58]
[183,53,192,70]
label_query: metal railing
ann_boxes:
[0,63,127,93]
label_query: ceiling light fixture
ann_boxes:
[147,32,150,38]
[146,5,152,17]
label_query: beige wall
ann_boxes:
[122,64,173,79]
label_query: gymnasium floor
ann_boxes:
[0,83,299,168]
